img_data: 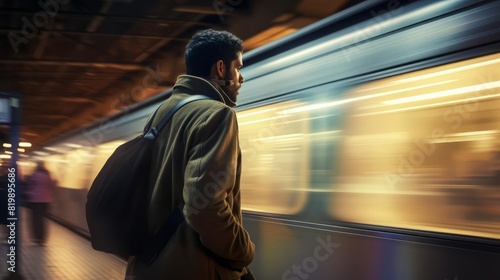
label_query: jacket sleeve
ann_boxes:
[183,105,255,270]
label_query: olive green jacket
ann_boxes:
[126,75,255,280]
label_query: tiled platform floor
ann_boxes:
[0,208,126,280]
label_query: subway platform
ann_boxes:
[0,208,127,280]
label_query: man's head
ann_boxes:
[185,29,244,102]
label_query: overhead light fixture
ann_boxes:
[19,142,32,148]
[2,142,32,148]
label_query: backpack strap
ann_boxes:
[139,94,211,264]
[144,94,211,140]
[140,203,185,265]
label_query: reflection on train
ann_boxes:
[21,0,500,279]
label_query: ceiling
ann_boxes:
[0,0,362,153]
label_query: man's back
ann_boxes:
[126,75,255,280]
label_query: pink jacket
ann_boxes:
[26,171,56,203]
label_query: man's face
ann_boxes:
[222,52,244,102]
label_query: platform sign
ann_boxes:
[0,98,11,123]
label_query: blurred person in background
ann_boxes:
[24,161,56,246]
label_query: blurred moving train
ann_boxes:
[21,0,500,279]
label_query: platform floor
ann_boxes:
[0,208,127,280]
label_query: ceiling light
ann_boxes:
[19,142,32,147]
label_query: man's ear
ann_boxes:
[215,60,226,78]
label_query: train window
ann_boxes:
[237,101,310,214]
[42,149,94,189]
[87,140,126,189]
[17,161,36,180]
[330,52,500,239]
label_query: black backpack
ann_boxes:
[86,95,209,259]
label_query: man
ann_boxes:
[126,29,255,279]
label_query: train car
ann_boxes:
[25,0,500,279]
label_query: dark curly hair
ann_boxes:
[185,29,243,77]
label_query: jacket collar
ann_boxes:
[172,75,236,107]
